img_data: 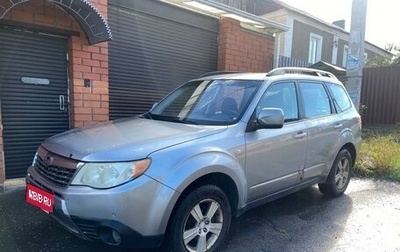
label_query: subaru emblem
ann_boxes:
[44,155,52,166]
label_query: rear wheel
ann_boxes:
[168,185,231,252]
[318,149,352,197]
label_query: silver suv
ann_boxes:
[26,68,361,251]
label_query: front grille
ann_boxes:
[34,146,80,187]
[35,157,76,186]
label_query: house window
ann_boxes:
[342,45,349,68]
[308,33,323,64]
[331,36,339,65]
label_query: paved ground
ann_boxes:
[0,178,399,252]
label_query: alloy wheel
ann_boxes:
[335,156,350,190]
[182,199,224,252]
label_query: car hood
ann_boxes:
[42,117,227,162]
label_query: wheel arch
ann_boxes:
[163,172,239,243]
[176,172,239,216]
[340,142,357,166]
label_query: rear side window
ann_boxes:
[327,83,352,112]
[299,82,331,118]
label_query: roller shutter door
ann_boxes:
[109,0,219,119]
[0,27,69,179]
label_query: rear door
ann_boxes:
[298,81,341,181]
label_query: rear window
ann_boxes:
[327,83,352,112]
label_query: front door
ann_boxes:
[0,27,70,178]
[245,82,307,202]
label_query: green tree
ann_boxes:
[364,55,392,67]
[364,43,399,68]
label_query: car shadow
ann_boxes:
[221,185,353,252]
[0,186,352,252]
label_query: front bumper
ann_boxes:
[26,166,178,248]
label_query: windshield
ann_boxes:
[148,79,262,125]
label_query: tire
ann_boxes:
[318,149,352,197]
[168,185,231,252]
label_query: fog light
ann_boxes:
[112,229,121,244]
[99,227,122,246]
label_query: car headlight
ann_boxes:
[71,159,151,189]
[31,152,38,166]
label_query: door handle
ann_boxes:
[334,123,343,129]
[295,132,307,139]
[59,95,65,111]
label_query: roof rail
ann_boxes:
[199,71,243,78]
[266,67,339,81]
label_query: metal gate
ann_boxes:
[361,65,400,126]
[108,0,219,119]
[0,27,70,179]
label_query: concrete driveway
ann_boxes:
[0,178,399,252]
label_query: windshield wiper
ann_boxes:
[174,118,198,125]
[163,117,198,125]
[181,119,198,125]
[144,114,198,124]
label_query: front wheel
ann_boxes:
[318,149,352,197]
[168,185,231,252]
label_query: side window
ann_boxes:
[299,82,331,118]
[258,82,298,122]
[327,83,352,112]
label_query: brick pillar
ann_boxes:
[70,0,109,127]
[70,37,109,127]
[218,18,275,72]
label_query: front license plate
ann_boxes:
[25,184,54,213]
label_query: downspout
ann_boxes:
[273,32,282,68]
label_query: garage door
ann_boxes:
[108,0,219,119]
[0,27,70,179]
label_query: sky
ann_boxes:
[279,0,400,49]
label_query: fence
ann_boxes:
[361,65,400,127]
[277,55,311,68]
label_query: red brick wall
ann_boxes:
[0,0,109,185]
[218,18,275,72]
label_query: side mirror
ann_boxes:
[257,108,284,129]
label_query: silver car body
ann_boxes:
[26,71,361,249]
